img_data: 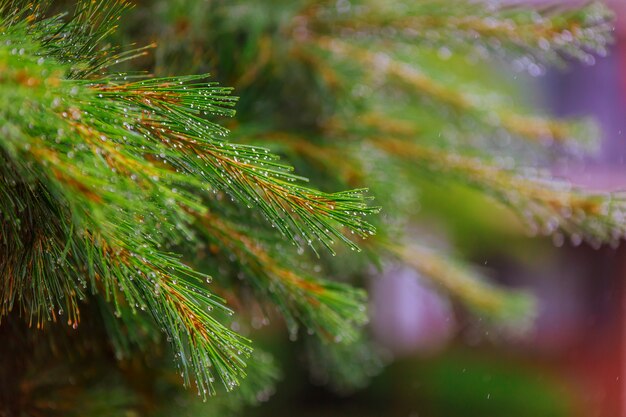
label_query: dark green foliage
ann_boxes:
[0,0,376,405]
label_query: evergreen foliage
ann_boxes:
[0,0,617,415]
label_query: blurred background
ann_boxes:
[239,3,626,416]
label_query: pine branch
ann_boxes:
[387,243,534,325]
[307,0,613,66]
[153,350,280,417]
[314,36,597,148]
[93,238,251,396]
[0,1,376,397]
[0,155,83,328]
[89,75,378,253]
[4,0,144,78]
[376,138,626,247]
[194,210,368,343]
[0,23,249,396]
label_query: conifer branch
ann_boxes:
[306,1,613,66]
[0,0,377,397]
[314,37,596,148]
[376,138,626,247]
[195,210,368,343]
[388,243,534,324]
[3,0,140,78]
[89,75,378,253]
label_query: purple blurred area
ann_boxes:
[370,266,455,355]
[548,0,626,188]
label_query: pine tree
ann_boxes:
[0,0,616,415]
